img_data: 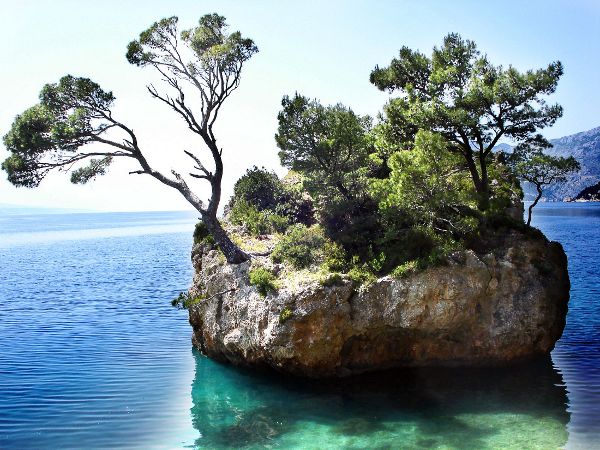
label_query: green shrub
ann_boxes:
[271,224,327,269]
[367,250,386,273]
[390,240,456,279]
[267,213,290,233]
[230,200,289,236]
[391,260,419,278]
[249,267,278,297]
[228,167,315,232]
[321,198,383,262]
[193,221,215,245]
[319,272,343,287]
[229,200,269,234]
[323,241,349,272]
[232,166,282,211]
[279,306,293,323]
[274,188,315,226]
[347,264,377,285]
[171,291,205,309]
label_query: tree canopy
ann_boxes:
[275,93,372,202]
[2,14,257,263]
[369,130,478,237]
[2,76,122,187]
[370,33,564,210]
[3,24,573,276]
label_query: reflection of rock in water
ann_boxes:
[205,405,291,448]
[190,350,569,448]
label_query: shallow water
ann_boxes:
[0,205,598,449]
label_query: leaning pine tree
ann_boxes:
[1,14,256,263]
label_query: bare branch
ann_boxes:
[183,149,212,179]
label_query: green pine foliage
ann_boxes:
[262,33,575,284]
[248,267,278,297]
[271,224,327,269]
[227,167,315,236]
[171,292,205,309]
[370,33,564,211]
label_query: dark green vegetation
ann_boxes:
[575,180,600,201]
[276,94,372,202]
[171,291,205,309]
[248,267,278,297]
[218,33,579,284]
[228,167,314,236]
[279,306,293,324]
[193,221,215,246]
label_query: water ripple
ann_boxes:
[0,207,598,449]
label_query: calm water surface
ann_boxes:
[0,205,598,449]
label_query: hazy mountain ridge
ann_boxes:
[574,180,600,201]
[499,126,600,201]
[540,126,600,201]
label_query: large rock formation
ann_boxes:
[188,231,570,378]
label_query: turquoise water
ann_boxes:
[0,205,598,449]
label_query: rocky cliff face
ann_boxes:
[188,231,570,378]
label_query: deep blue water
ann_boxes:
[530,203,600,449]
[0,205,598,449]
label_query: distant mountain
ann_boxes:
[574,180,600,201]
[539,126,600,201]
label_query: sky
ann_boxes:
[0,0,599,212]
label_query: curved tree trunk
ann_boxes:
[527,184,543,226]
[461,146,490,211]
[202,213,249,263]
[478,153,490,211]
[134,150,249,264]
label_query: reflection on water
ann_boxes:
[188,203,600,450]
[0,207,597,449]
[190,350,569,449]
[531,203,600,448]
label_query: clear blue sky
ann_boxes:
[1,0,599,211]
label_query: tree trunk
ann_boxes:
[198,134,249,264]
[336,181,353,202]
[202,213,250,263]
[527,184,543,226]
[478,154,490,212]
[462,149,490,211]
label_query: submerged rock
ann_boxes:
[188,231,569,378]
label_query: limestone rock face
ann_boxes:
[188,232,569,378]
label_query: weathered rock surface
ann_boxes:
[188,231,570,378]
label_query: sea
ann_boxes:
[0,203,598,449]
